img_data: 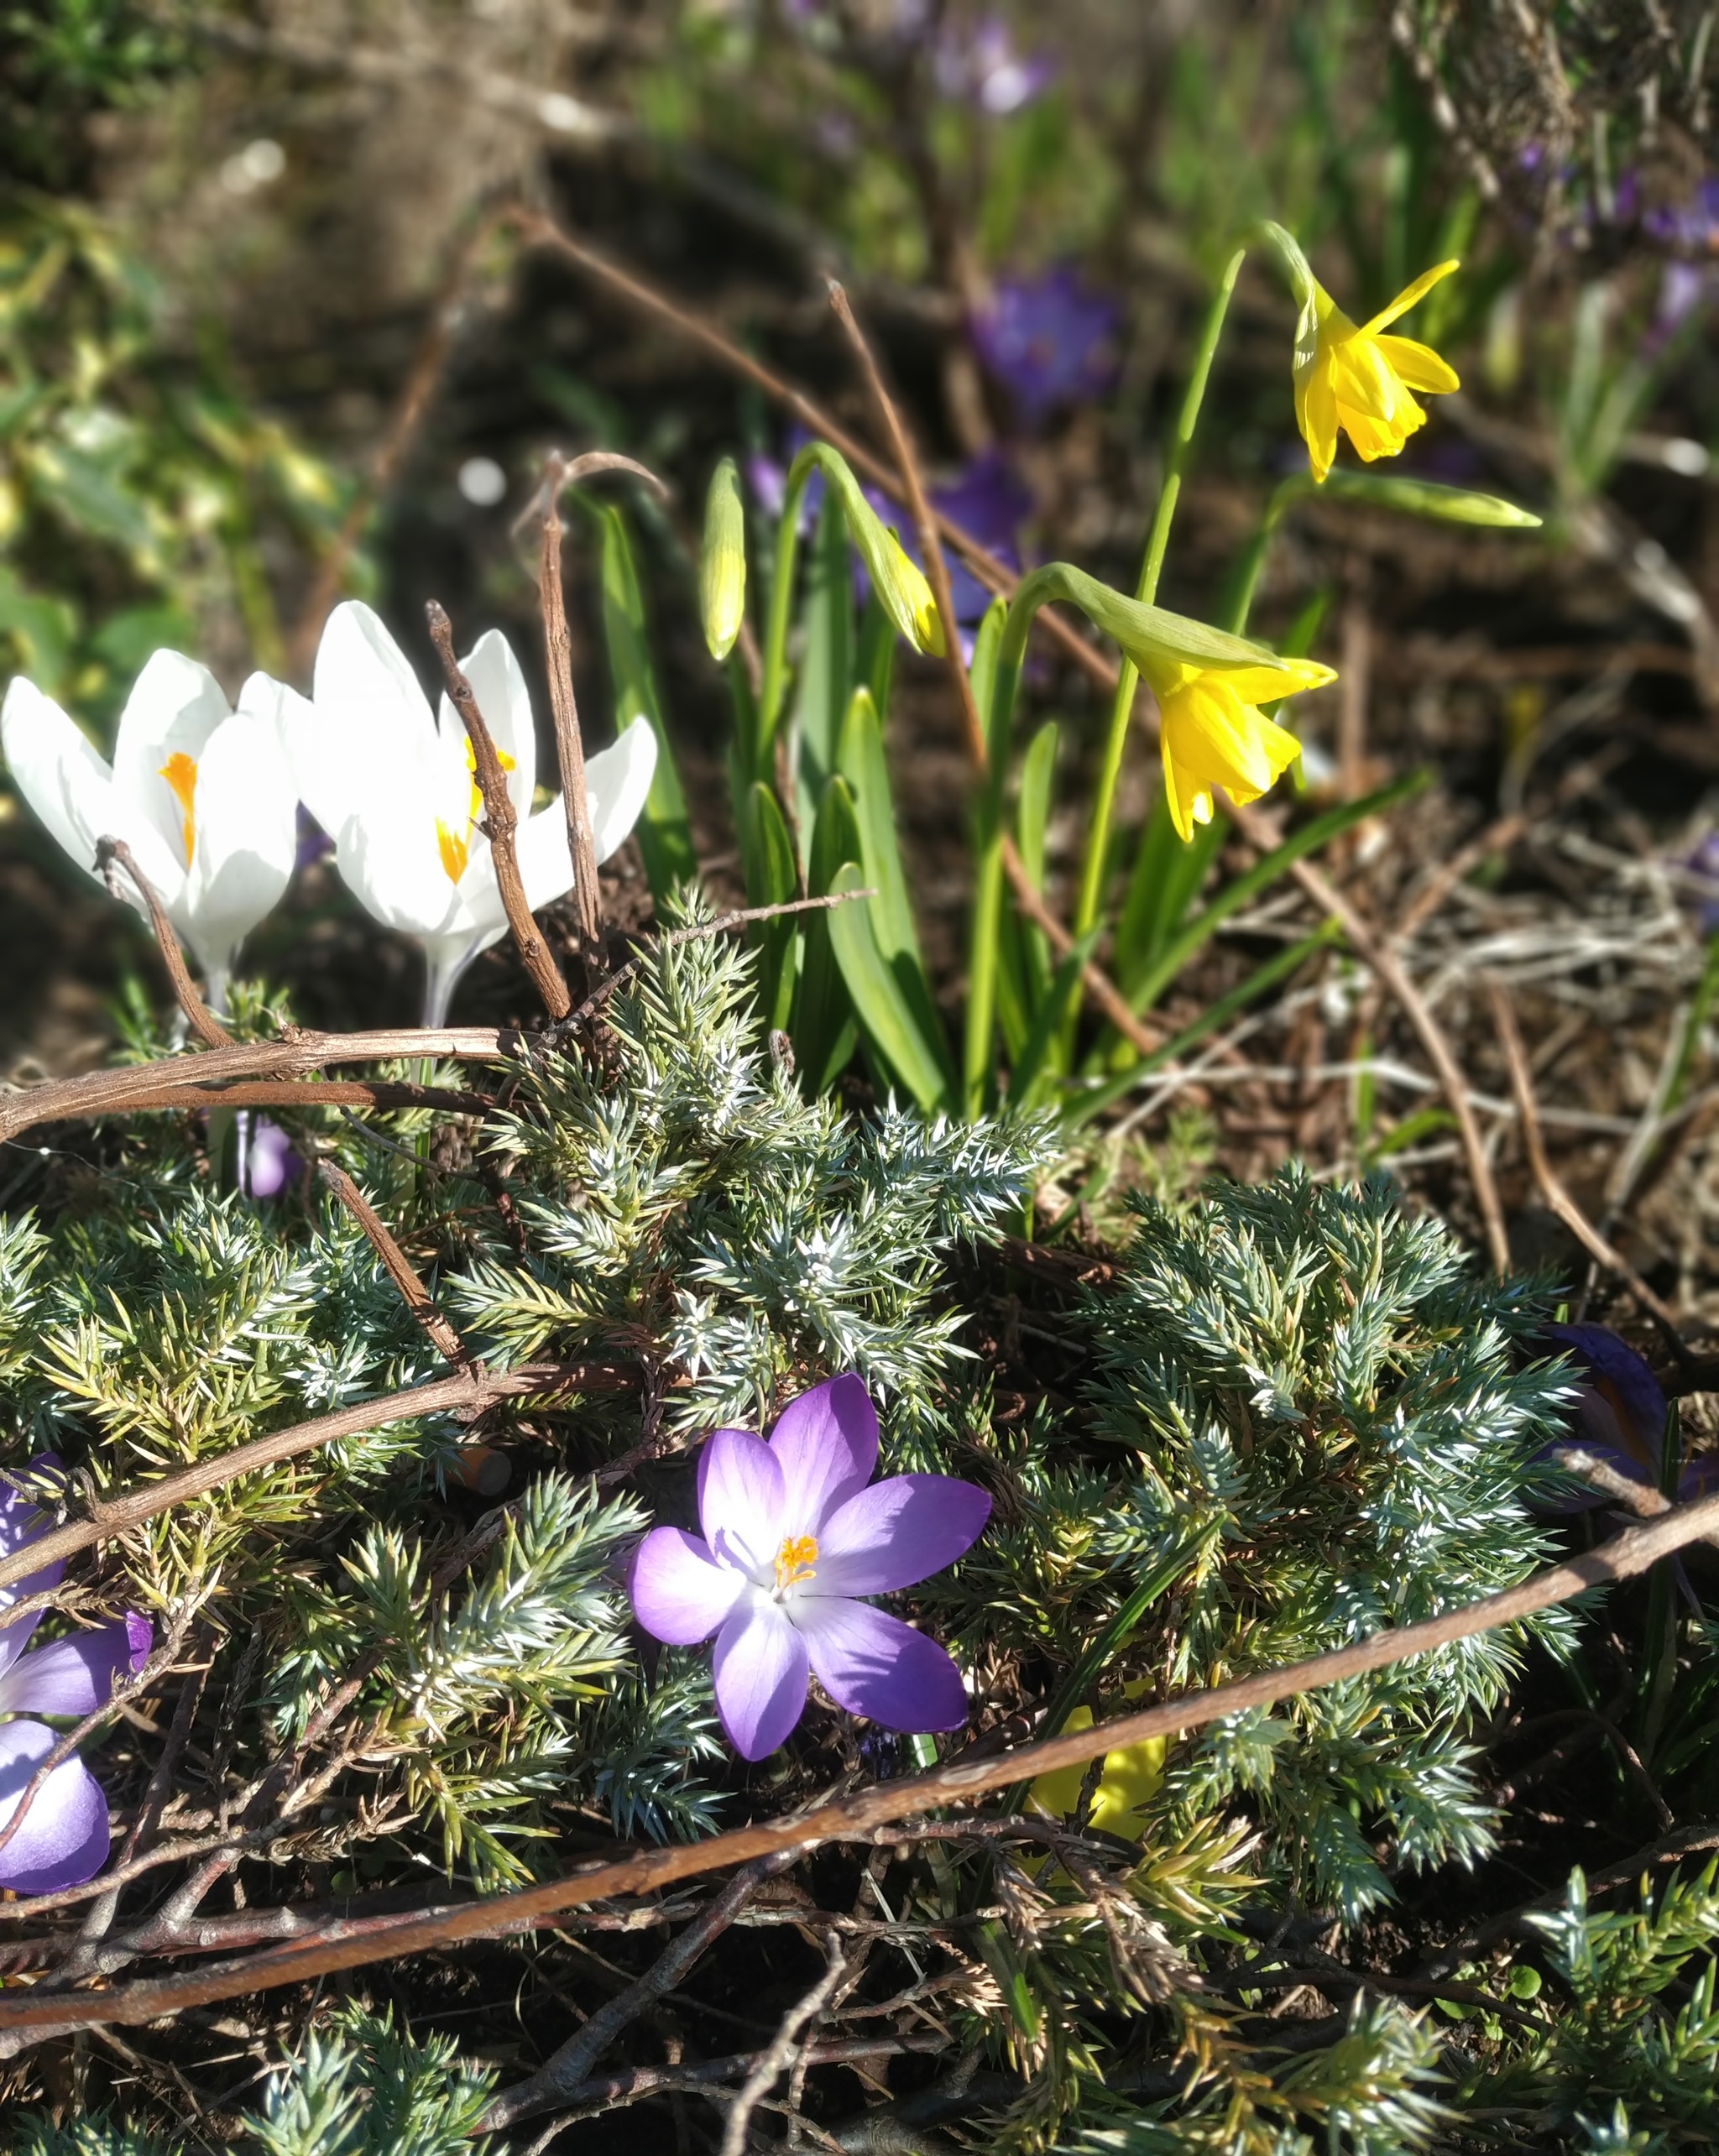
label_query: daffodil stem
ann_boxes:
[1063,248,1246,1054]
[1219,476,1310,636]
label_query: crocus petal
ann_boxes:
[1372,334,1460,395]
[769,1375,879,1535]
[698,1430,785,1577]
[0,1720,111,1895]
[443,629,536,814]
[0,1457,65,1677]
[588,718,659,863]
[180,685,300,978]
[300,600,438,840]
[0,1611,149,1717]
[630,1527,745,1645]
[111,649,233,872]
[514,803,578,916]
[795,1597,969,1733]
[332,786,467,942]
[1545,1323,1669,1476]
[1358,258,1460,338]
[813,1474,990,1597]
[713,1594,809,1760]
[2,678,119,887]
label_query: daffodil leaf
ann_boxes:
[826,861,956,1115]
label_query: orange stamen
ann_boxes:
[773,1534,819,1593]
[436,820,469,883]
[159,752,199,865]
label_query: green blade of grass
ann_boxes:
[739,781,799,1035]
[791,775,863,1093]
[828,861,956,1115]
[597,504,696,900]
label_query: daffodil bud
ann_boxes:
[1314,469,1541,528]
[786,443,946,657]
[699,457,746,662]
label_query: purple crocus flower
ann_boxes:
[0,1463,151,1894]
[238,1115,301,1199]
[629,1376,989,1761]
[1542,1323,1719,1506]
[973,267,1121,425]
[934,17,1056,115]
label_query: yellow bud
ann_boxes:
[699,457,746,662]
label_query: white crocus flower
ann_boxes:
[1,654,300,1013]
[292,601,657,1025]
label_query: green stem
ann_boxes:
[1219,475,1309,636]
[1069,248,1246,950]
[962,624,1027,1115]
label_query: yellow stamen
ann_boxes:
[773,1533,819,1593]
[436,820,469,883]
[463,736,516,824]
[159,752,199,866]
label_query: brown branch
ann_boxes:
[531,451,668,972]
[0,1027,514,1147]
[509,2036,949,2128]
[121,1080,494,1116]
[426,598,571,1019]
[6,1482,1719,2033]
[1488,976,1690,1342]
[483,1851,802,2132]
[95,840,228,1048]
[314,1160,473,1371]
[718,1931,845,2156]
[0,1362,633,1599]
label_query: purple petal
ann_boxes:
[0,1616,146,1718]
[1545,1323,1668,1475]
[814,1475,990,1596]
[0,1720,111,1894]
[796,1598,969,1732]
[698,1430,785,1575]
[630,1527,745,1645]
[0,1456,67,1676]
[712,1595,809,1760]
[769,1376,878,1534]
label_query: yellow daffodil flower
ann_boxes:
[1262,226,1460,483]
[1139,652,1335,842]
[1028,1700,1165,1842]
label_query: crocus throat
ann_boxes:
[773,1533,818,1595]
[159,752,198,865]
[436,820,469,882]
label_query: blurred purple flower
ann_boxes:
[973,268,1121,424]
[629,1375,988,1761]
[1541,1322,1718,1507]
[0,1461,150,1895]
[295,804,333,873]
[238,1115,301,1200]
[1678,831,1719,936]
[935,17,1055,115]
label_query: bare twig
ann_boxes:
[0,1362,635,1600]
[1488,976,1690,1344]
[0,1026,513,1147]
[6,1483,1719,2030]
[95,840,228,1048]
[506,2037,948,2133]
[427,599,570,1018]
[315,1160,474,1371]
[719,1932,847,2156]
[484,1851,802,2131]
[531,450,669,971]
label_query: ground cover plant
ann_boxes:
[7,4,1719,2153]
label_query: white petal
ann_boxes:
[2,677,115,885]
[588,718,658,864]
[2,677,184,914]
[515,802,575,913]
[111,650,233,869]
[440,628,536,814]
[332,790,468,941]
[303,601,436,837]
[181,707,297,977]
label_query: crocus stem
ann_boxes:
[1065,247,1246,1012]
